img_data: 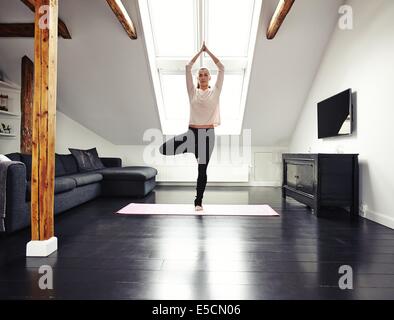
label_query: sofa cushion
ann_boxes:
[100,157,122,168]
[7,153,68,178]
[58,154,79,175]
[66,172,103,187]
[5,153,21,162]
[54,177,77,194]
[55,154,67,177]
[100,166,157,181]
[69,148,105,172]
[26,177,77,201]
[20,154,32,181]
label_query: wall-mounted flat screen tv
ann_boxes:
[317,88,353,139]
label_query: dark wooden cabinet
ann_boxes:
[282,153,359,217]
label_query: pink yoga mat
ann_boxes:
[116,203,279,216]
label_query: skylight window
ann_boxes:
[206,0,255,57]
[138,0,262,135]
[148,0,196,57]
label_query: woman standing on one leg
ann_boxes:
[159,42,225,211]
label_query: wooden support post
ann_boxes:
[20,0,71,39]
[30,0,58,243]
[21,56,34,154]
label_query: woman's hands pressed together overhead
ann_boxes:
[189,41,221,66]
[201,41,220,65]
[200,41,207,53]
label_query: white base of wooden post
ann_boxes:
[26,237,58,257]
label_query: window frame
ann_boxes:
[138,0,262,135]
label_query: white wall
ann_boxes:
[289,0,394,228]
[0,107,117,156]
[56,111,116,156]
[0,82,21,155]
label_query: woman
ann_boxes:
[159,42,225,211]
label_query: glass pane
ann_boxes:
[207,0,255,57]
[148,0,195,57]
[211,73,244,120]
[160,73,190,121]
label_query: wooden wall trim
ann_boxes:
[21,56,34,154]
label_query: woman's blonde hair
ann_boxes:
[196,67,211,89]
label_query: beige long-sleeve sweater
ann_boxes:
[185,60,224,126]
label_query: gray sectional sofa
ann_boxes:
[2,152,157,234]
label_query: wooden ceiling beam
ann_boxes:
[20,0,35,11]
[266,0,295,40]
[0,23,68,38]
[106,0,137,39]
[0,23,35,37]
[20,0,71,39]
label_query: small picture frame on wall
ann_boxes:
[1,123,11,134]
[0,93,9,111]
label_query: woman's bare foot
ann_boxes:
[195,205,203,211]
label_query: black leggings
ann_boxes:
[159,126,215,206]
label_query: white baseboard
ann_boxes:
[156,181,281,187]
[26,237,58,257]
[249,181,281,187]
[360,209,394,230]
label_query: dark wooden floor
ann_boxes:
[1,186,394,300]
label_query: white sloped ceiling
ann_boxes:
[0,0,344,146]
